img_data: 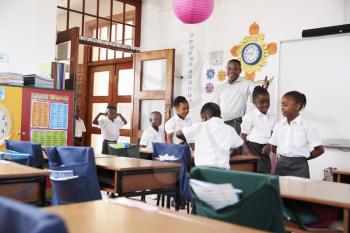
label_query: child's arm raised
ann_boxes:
[92,112,106,125]
[117,113,127,125]
[308,145,325,160]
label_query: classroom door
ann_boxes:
[87,62,133,153]
[131,49,175,144]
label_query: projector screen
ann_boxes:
[278,33,350,145]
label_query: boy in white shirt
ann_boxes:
[241,86,276,173]
[140,111,165,149]
[270,91,324,178]
[176,102,243,169]
[74,108,86,146]
[165,96,192,144]
[93,105,127,154]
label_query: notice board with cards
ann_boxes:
[21,88,74,146]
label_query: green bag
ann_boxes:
[190,167,285,233]
[108,143,140,158]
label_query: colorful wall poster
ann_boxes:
[31,130,67,146]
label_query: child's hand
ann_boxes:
[261,145,270,155]
[262,76,270,89]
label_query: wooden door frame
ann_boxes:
[131,49,175,144]
[83,58,133,146]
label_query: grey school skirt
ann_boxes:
[247,141,271,174]
[275,155,310,178]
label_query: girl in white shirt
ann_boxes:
[241,86,276,173]
[270,91,324,178]
[140,111,165,149]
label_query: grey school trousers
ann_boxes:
[224,117,242,135]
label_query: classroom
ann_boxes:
[0,0,350,232]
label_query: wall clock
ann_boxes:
[230,22,277,80]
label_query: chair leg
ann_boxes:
[187,202,190,214]
[156,194,161,206]
[141,194,145,202]
[161,194,165,207]
[166,196,171,209]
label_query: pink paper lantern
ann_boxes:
[172,0,214,24]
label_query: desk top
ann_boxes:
[279,176,350,209]
[44,200,265,233]
[95,155,181,171]
[230,155,259,162]
[0,160,49,179]
[333,168,350,176]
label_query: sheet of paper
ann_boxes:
[190,179,241,210]
[158,153,179,161]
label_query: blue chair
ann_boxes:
[0,196,68,233]
[152,143,192,211]
[5,140,44,168]
[45,146,102,205]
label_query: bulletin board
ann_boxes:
[21,88,74,146]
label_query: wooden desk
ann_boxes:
[95,155,181,209]
[0,160,49,205]
[280,176,350,232]
[44,200,265,233]
[333,168,350,183]
[230,155,259,172]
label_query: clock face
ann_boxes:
[0,110,10,140]
[242,43,262,65]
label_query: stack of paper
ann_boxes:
[0,72,24,85]
[190,179,242,210]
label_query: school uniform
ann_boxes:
[182,117,243,170]
[140,125,165,149]
[98,117,125,154]
[74,118,86,146]
[241,109,277,173]
[214,77,255,134]
[164,114,192,144]
[270,116,322,178]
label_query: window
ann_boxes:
[57,0,141,60]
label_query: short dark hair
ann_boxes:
[107,105,117,111]
[252,86,269,100]
[227,59,241,68]
[150,111,162,118]
[283,91,307,110]
[200,102,221,118]
[173,96,188,107]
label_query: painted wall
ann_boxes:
[140,0,350,179]
[0,0,56,74]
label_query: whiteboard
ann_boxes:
[278,33,350,145]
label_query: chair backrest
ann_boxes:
[45,146,102,205]
[0,196,68,233]
[190,167,285,233]
[108,143,140,158]
[152,143,191,201]
[50,175,91,205]
[5,140,44,168]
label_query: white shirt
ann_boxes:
[182,117,243,169]
[213,77,255,121]
[269,116,322,158]
[75,118,86,138]
[140,126,165,149]
[241,108,277,144]
[165,114,192,144]
[98,117,124,141]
